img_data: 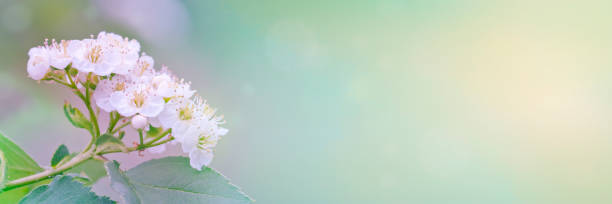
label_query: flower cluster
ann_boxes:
[26,32,227,170]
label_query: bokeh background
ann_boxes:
[1,0,612,203]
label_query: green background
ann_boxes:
[1,0,612,203]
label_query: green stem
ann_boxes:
[138,129,144,149]
[106,112,121,133]
[2,150,94,191]
[111,122,130,134]
[50,78,72,87]
[73,84,100,139]
[150,136,173,147]
[146,129,171,145]
[1,133,175,191]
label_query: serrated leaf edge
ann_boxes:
[130,156,252,201]
[106,158,253,203]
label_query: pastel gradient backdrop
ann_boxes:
[1,0,612,203]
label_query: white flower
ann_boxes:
[110,81,164,117]
[93,76,128,112]
[126,54,155,80]
[157,97,209,138]
[71,38,121,76]
[27,46,50,80]
[179,121,223,152]
[131,114,148,129]
[47,39,78,69]
[151,73,174,97]
[177,110,227,170]
[97,32,140,75]
[150,67,196,98]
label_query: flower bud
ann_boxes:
[131,114,148,129]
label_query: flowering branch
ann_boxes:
[4,32,231,192]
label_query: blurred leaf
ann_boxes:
[106,157,252,204]
[0,132,45,203]
[50,144,69,167]
[19,175,114,204]
[67,160,106,186]
[63,103,92,130]
[95,134,127,153]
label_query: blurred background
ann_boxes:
[1,0,612,203]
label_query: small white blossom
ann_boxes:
[151,67,195,98]
[131,114,148,129]
[157,97,209,138]
[27,46,50,80]
[93,76,128,112]
[97,32,140,75]
[71,38,120,76]
[110,81,164,117]
[127,54,155,80]
[177,106,227,170]
[47,39,79,69]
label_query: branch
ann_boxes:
[2,150,94,191]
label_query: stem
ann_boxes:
[111,122,130,134]
[150,136,173,147]
[73,86,100,139]
[85,86,100,137]
[146,129,171,145]
[106,112,121,133]
[138,129,144,150]
[2,150,94,191]
[1,133,175,191]
[50,78,72,87]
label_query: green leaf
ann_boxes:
[64,103,92,130]
[67,160,106,185]
[0,132,45,203]
[145,125,162,139]
[95,134,127,154]
[50,144,69,167]
[18,175,115,204]
[105,157,252,204]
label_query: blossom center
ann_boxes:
[114,82,125,91]
[178,106,193,121]
[132,92,145,107]
[198,135,211,149]
[138,61,150,75]
[87,46,103,64]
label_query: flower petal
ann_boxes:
[189,149,213,171]
[140,96,165,117]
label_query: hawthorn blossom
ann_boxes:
[110,81,164,117]
[27,46,50,80]
[71,38,120,76]
[126,54,155,80]
[180,120,227,170]
[157,97,209,138]
[93,76,128,112]
[161,98,227,170]
[97,32,140,75]
[151,67,195,98]
[47,39,78,69]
